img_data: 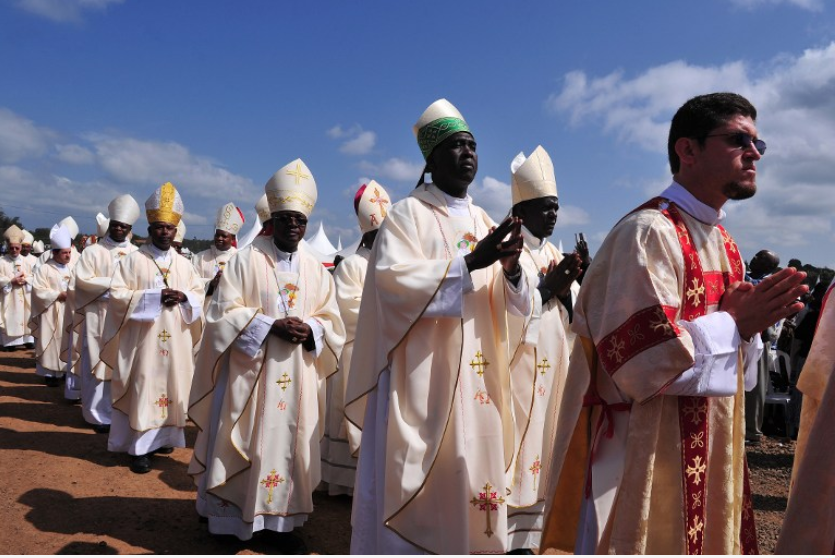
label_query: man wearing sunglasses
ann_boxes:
[541,92,808,554]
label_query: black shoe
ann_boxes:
[129,454,152,474]
[507,549,535,555]
[24,342,34,350]
[44,376,61,387]
[92,424,110,434]
[152,446,174,455]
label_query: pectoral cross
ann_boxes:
[470,482,506,538]
[260,469,285,504]
[470,350,489,377]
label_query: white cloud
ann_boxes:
[546,42,835,262]
[469,176,512,222]
[730,0,823,11]
[55,143,94,165]
[0,108,55,163]
[327,124,377,155]
[340,130,376,155]
[15,0,125,23]
[92,136,255,200]
[359,157,424,183]
[555,205,591,229]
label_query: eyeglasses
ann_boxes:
[273,214,308,227]
[704,132,766,155]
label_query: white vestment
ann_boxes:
[189,238,344,540]
[321,246,369,496]
[101,243,204,456]
[30,260,74,377]
[0,254,34,347]
[346,184,532,554]
[65,237,137,424]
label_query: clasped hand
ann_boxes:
[271,317,312,345]
[161,288,186,306]
[540,253,583,299]
[720,267,809,340]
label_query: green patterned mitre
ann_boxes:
[417,116,471,160]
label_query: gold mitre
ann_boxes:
[145,182,184,225]
[58,216,79,240]
[108,194,141,226]
[96,213,110,237]
[255,194,271,225]
[355,180,391,234]
[175,220,186,243]
[3,224,24,244]
[264,159,317,217]
[215,202,245,235]
[21,230,34,245]
[511,145,558,205]
[413,99,471,161]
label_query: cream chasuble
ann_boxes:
[63,237,137,423]
[188,237,344,539]
[0,254,34,347]
[321,246,369,495]
[776,282,835,554]
[540,186,760,555]
[30,260,73,376]
[346,183,532,555]
[193,246,237,294]
[504,232,579,549]
[101,244,204,454]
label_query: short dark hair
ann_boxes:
[667,92,757,174]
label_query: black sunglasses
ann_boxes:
[703,132,766,155]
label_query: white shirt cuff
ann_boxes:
[663,311,760,397]
[234,313,274,358]
[130,289,162,322]
[178,291,203,325]
[424,257,469,318]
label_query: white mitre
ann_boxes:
[21,230,34,245]
[215,202,245,235]
[32,240,45,254]
[96,213,110,237]
[255,194,271,225]
[108,194,141,225]
[413,98,471,160]
[50,224,73,250]
[510,145,558,205]
[58,216,79,240]
[264,158,317,217]
[175,220,186,243]
[3,224,24,244]
[355,180,391,234]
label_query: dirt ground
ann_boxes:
[0,348,793,554]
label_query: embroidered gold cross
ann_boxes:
[536,358,551,375]
[686,455,707,485]
[470,350,489,377]
[470,482,505,538]
[606,336,625,364]
[369,188,389,218]
[157,329,171,343]
[260,469,285,504]
[285,162,310,185]
[277,372,292,392]
[156,394,170,418]
[687,515,704,544]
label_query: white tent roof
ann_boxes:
[307,222,338,256]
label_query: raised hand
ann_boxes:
[541,253,583,300]
[464,216,524,273]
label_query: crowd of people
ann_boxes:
[0,91,832,554]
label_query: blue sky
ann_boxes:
[1,0,834,268]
